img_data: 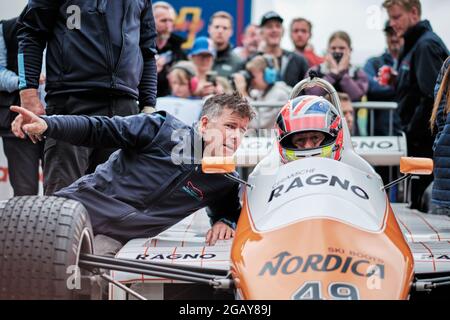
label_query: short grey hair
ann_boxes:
[201,92,256,121]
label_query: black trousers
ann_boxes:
[2,137,44,196]
[407,136,434,211]
[44,92,139,195]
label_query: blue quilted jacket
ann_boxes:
[432,57,450,207]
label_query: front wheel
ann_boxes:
[0,196,95,299]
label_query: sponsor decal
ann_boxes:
[292,281,360,300]
[420,254,450,260]
[400,61,410,72]
[259,252,385,279]
[268,173,370,203]
[182,181,204,201]
[328,247,385,264]
[136,253,216,260]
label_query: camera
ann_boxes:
[332,52,344,64]
[206,71,218,86]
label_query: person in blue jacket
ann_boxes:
[430,57,450,216]
[10,93,255,249]
[363,21,403,136]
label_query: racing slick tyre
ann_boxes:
[0,196,94,299]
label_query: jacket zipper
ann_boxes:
[112,1,130,81]
[99,9,116,88]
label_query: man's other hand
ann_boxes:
[20,89,46,116]
[205,221,235,246]
[10,105,48,143]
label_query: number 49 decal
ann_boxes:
[292,281,360,300]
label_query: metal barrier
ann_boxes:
[352,101,398,136]
[251,100,399,137]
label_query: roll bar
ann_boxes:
[290,71,343,117]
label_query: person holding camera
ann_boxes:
[233,54,291,129]
[306,31,368,102]
[189,37,231,98]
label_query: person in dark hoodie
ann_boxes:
[154,1,187,97]
[17,0,158,196]
[208,11,244,78]
[383,0,449,210]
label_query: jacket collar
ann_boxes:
[216,44,233,59]
[402,20,432,57]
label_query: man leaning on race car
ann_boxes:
[9,93,255,255]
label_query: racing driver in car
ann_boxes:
[275,95,344,163]
[9,93,255,254]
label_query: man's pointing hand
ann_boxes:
[10,105,48,143]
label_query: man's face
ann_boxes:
[386,31,404,55]
[261,20,283,48]
[387,4,420,37]
[154,7,174,39]
[191,53,214,74]
[243,25,261,53]
[208,17,233,48]
[341,100,354,132]
[291,21,311,51]
[200,108,250,157]
[291,131,325,149]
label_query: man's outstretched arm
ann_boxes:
[10,105,164,149]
